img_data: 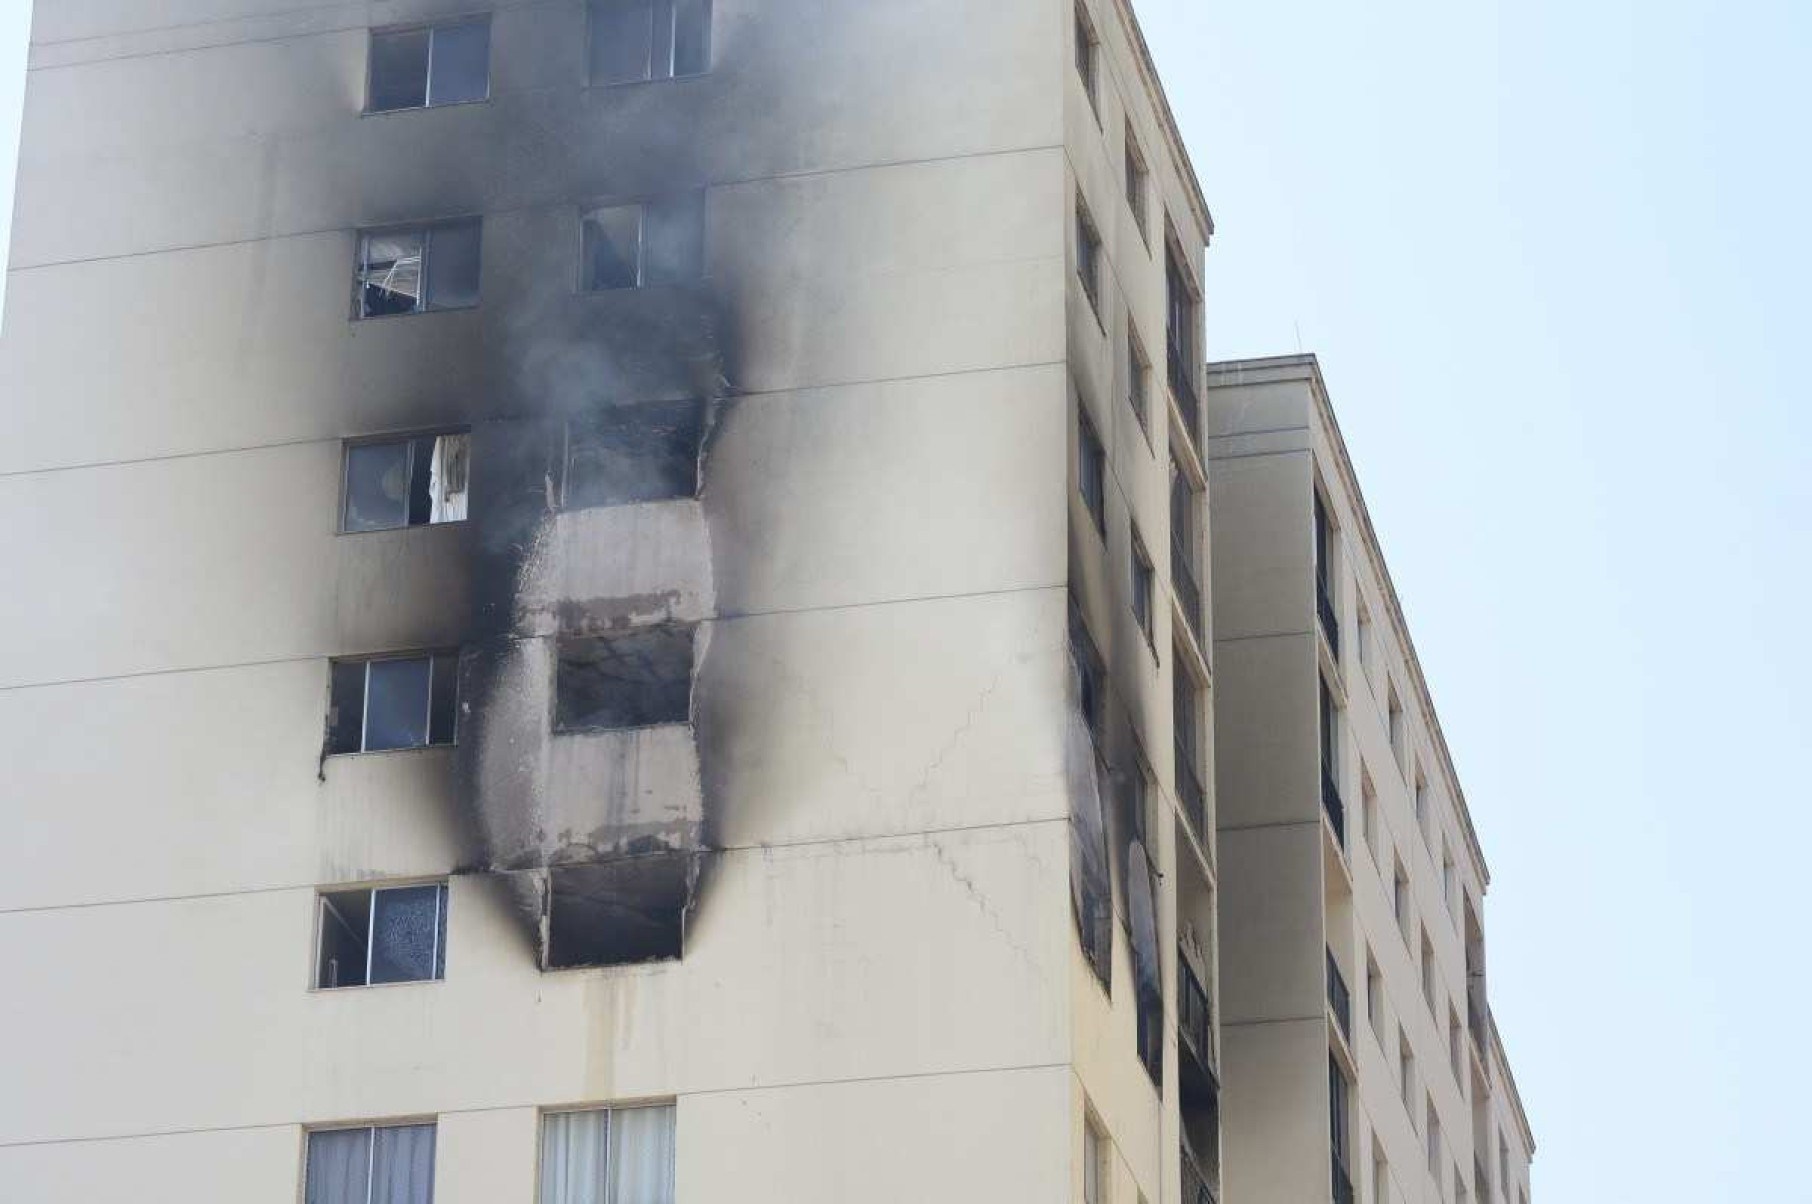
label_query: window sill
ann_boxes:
[361,96,493,118]
[324,743,457,759]
[351,303,480,324]
[337,519,468,537]
[309,978,444,995]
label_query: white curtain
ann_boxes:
[541,1110,610,1204]
[371,1124,436,1204]
[306,1128,370,1204]
[609,1106,675,1204]
[429,434,470,524]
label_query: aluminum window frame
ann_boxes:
[585,0,714,87]
[364,15,493,114]
[313,880,449,991]
[337,428,472,535]
[537,1101,679,1204]
[328,650,460,755]
[354,219,483,320]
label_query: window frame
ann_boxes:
[1075,2,1101,120]
[1130,526,1155,649]
[1077,406,1107,536]
[586,0,714,87]
[1124,124,1150,244]
[577,192,707,292]
[304,1120,439,1204]
[539,1102,678,1204]
[1076,198,1104,321]
[1128,326,1152,440]
[354,218,483,319]
[338,429,471,535]
[314,880,450,990]
[327,650,460,756]
[364,16,493,114]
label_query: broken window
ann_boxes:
[563,400,705,510]
[341,432,470,532]
[315,882,448,988]
[358,220,481,317]
[367,18,491,112]
[588,0,712,85]
[541,1106,676,1204]
[1131,529,1155,645]
[555,626,695,733]
[580,194,705,290]
[1078,408,1106,536]
[306,1123,436,1204]
[327,652,460,754]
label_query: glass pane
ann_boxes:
[608,1105,675,1204]
[428,652,460,746]
[307,1128,372,1204]
[425,221,481,311]
[327,661,368,755]
[369,28,430,112]
[427,20,490,106]
[372,1123,437,1204]
[344,440,413,532]
[671,0,711,76]
[364,657,432,751]
[581,205,642,290]
[370,885,444,984]
[590,0,655,84]
[361,230,425,317]
[406,435,437,526]
[541,1110,610,1204]
[317,891,372,988]
[641,194,702,286]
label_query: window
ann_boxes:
[589,0,711,85]
[581,194,705,290]
[555,625,696,733]
[1399,1034,1415,1114]
[1366,952,1385,1046]
[1128,329,1151,436]
[1083,1115,1107,1204]
[327,652,459,755]
[1361,770,1379,861]
[1387,686,1406,771]
[1448,1005,1463,1083]
[1356,599,1374,677]
[341,432,469,533]
[306,1123,436,1204]
[1078,408,1106,535]
[316,882,448,988]
[1330,1055,1352,1182]
[541,1104,676,1204]
[1393,859,1411,942]
[1426,1096,1442,1178]
[1165,242,1199,413]
[1076,201,1102,315]
[1421,929,1437,1013]
[1130,529,1155,646]
[1125,127,1149,241]
[1075,4,1099,117]
[1414,768,1430,838]
[357,220,481,317]
[367,18,490,112]
[1442,845,1458,921]
[1500,1134,1510,1196]
[563,400,706,510]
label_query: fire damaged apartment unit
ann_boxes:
[0,2,1219,1202]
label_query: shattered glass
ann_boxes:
[364,657,432,751]
[369,884,446,985]
[368,27,430,112]
[360,230,425,316]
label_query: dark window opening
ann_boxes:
[581,194,704,291]
[1077,202,1102,314]
[1075,4,1098,115]
[1078,409,1106,534]
[1131,531,1155,645]
[316,882,448,989]
[342,432,469,533]
[588,0,712,86]
[1068,601,1107,744]
[358,220,481,317]
[368,19,490,112]
[564,399,705,511]
[1126,129,1150,240]
[327,652,459,754]
[546,856,689,968]
[555,626,695,733]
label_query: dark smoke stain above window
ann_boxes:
[367,19,491,113]
[555,626,695,733]
[589,0,712,86]
[342,432,469,533]
[357,220,481,318]
[580,194,704,291]
[328,652,459,754]
[316,882,448,989]
[564,400,704,511]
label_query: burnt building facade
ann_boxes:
[0,2,1219,1202]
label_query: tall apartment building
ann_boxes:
[1204,356,1535,1204]
[0,2,1218,1203]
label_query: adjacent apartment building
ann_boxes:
[0,2,1221,1203]
[1205,355,1535,1204]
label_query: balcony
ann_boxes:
[1321,764,1346,846]
[1326,948,1351,1043]
[1179,952,1219,1111]
[1176,743,1208,845]
[1316,576,1339,657]
[1331,1153,1355,1204]
[1172,536,1206,649]
[1168,338,1202,454]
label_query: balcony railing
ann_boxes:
[1171,536,1205,649]
[1331,1153,1355,1204]
[1321,765,1345,846]
[1176,743,1208,844]
[1316,577,1339,657]
[1168,339,1202,453]
[1326,948,1351,1042]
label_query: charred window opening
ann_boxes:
[357,220,481,318]
[315,882,448,988]
[588,0,712,86]
[563,400,705,510]
[546,856,689,968]
[327,652,459,754]
[541,1106,677,1204]
[306,1123,436,1204]
[341,432,470,532]
[366,18,490,113]
[580,194,705,291]
[555,626,695,733]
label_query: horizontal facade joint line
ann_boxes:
[1204,445,1312,465]
[1212,627,1314,645]
[1216,818,1322,834]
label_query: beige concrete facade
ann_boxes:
[0,2,1215,1203]
[1205,355,1534,1204]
